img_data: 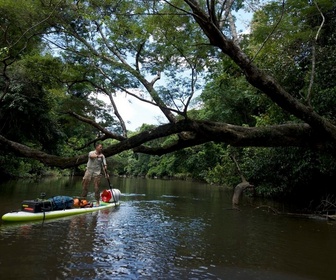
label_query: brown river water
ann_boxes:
[0,177,335,279]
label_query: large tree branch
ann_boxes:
[183,0,336,143]
[134,121,326,155]
[68,111,126,141]
[0,120,331,169]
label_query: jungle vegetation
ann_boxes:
[1,0,336,206]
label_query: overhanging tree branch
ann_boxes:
[0,119,330,169]
[183,0,336,142]
[68,111,126,141]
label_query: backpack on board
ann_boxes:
[48,196,74,210]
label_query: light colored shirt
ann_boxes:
[86,150,107,174]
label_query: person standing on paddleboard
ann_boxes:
[81,143,108,206]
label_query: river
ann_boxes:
[0,177,335,279]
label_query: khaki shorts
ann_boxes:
[83,169,101,181]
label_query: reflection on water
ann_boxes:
[0,177,336,279]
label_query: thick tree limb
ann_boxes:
[184,0,336,142]
[134,121,327,155]
[0,119,331,169]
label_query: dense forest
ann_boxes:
[1,0,336,207]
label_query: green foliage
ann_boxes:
[199,62,261,126]
[108,152,127,175]
[0,154,64,178]
[1,55,65,151]
[239,146,336,199]
[204,150,238,186]
[229,0,336,199]
[250,0,336,99]
[146,155,173,178]
[0,0,46,58]
[121,141,235,184]
[130,153,152,176]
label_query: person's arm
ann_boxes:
[89,151,103,159]
[89,151,99,159]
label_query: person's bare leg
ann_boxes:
[81,178,90,198]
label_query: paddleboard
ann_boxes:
[2,201,120,223]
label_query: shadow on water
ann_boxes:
[0,177,336,279]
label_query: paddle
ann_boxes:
[101,159,115,203]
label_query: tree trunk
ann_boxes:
[232,180,254,209]
[230,154,254,208]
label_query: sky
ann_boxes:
[111,94,164,131]
[98,92,164,131]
